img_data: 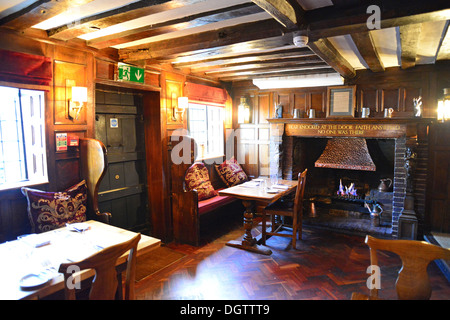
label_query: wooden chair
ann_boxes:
[59,233,141,300]
[262,169,307,249]
[352,235,450,300]
[79,138,111,224]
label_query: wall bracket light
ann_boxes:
[68,86,87,121]
[437,88,450,122]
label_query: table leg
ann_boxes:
[226,200,272,255]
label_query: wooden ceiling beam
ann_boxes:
[218,67,335,81]
[0,0,94,30]
[351,31,384,72]
[204,61,327,77]
[47,0,205,41]
[119,19,288,62]
[307,38,356,78]
[88,3,263,49]
[193,55,322,74]
[169,47,313,68]
[399,23,422,69]
[306,0,450,40]
[251,0,303,30]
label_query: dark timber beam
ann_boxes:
[351,31,385,72]
[251,0,303,30]
[119,19,287,62]
[218,67,335,81]
[399,24,422,69]
[307,38,356,78]
[47,0,204,41]
[194,55,322,74]
[88,3,263,49]
[168,47,314,67]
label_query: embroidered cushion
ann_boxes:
[21,180,88,233]
[215,157,248,187]
[184,162,218,201]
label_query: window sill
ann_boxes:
[196,154,225,163]
[0,179,49,192]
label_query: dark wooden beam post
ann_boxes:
[251,0,301,30]
[351,31,385,72]
[307,38,356,78]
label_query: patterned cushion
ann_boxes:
[21,180,88,233]
[215,157,248,187]
[184,162,218,201]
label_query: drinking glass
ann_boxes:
[270,174,278,187]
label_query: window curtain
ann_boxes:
[0,49,52,86]
[184,82,227,106]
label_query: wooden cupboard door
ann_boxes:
[95,89,149,233]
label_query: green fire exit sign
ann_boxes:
[118,63,144,83]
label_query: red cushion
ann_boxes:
[198,194,237,215]
[214,157,248,187]
[185,162,218,201]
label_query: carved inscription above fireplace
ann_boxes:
[272,118,410,139]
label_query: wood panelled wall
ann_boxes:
[232,62,450,233]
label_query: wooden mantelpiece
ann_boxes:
[267,118,434,139]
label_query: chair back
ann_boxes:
[59,233,141,300]
[293,169,307,217]
[365,235,450,300]
[79,138,111,223]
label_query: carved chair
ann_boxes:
[79,138,111,224]
[262,169,307,249]
[59,233,141,300]
[352,235,450,300]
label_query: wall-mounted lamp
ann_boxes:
[237,97,251,124]
[68,86,87,121]
[171,93,189,122]
[173,96,188,121]
[437,88,450,122]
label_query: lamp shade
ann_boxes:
[71,86,88,103]
[178,96,189,110]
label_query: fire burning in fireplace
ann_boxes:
[337,179,358,197]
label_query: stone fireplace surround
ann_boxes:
[268,118,431,239]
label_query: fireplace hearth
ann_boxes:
[268,118,430,239]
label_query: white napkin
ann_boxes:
[271,184,289,190]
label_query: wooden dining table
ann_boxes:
[219,178,297,255]
[0,220,160,300]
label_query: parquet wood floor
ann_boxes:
[135,220,450,300]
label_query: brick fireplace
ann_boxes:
[268,118,431,239]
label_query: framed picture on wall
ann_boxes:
[326,85,356,118]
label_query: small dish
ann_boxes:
[266,189,279,194]
[20,273,52,290]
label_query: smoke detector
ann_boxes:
[293,31,308,47]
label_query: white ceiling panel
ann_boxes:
[370,27,400,68]
[328,35,368,70]
[297,0,333,11]
[416,20,448,65]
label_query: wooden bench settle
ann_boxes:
[172,161,244,246]
[171,136,246,246]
